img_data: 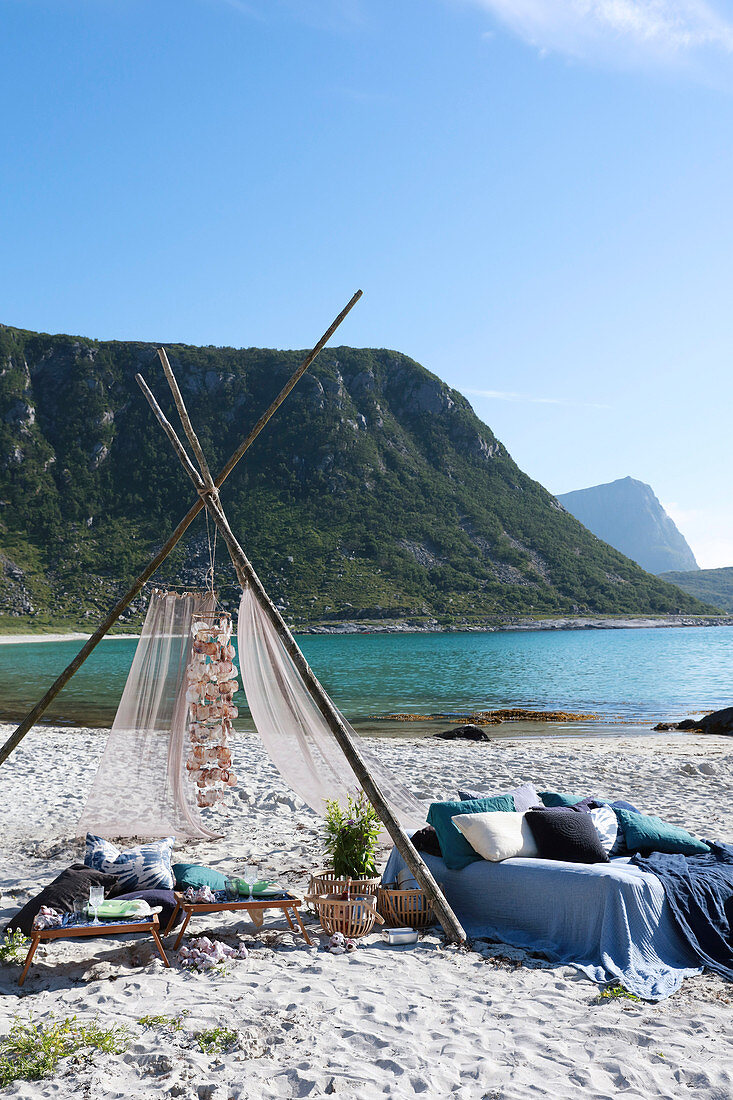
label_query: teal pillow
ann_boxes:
[539,791,585,808]
[172,862,228,892]
[427,795,515,869]
[614,809,710,856]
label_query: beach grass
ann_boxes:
[596,983,643,1003]
[137,1012,187,1033]
[194,1026,240,1054]
[0,1015,130,1088]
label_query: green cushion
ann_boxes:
[172,862,228,891]
[427,795,515,870]
[539,790,585,807]
[614,809,710,856]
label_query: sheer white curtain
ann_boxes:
[237,585,426,830]
[77,589,219,840]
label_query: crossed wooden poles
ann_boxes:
[0,293,362,769]
[137,350,466,945]
[0,290,466,943]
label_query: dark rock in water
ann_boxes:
[433,724,492,742]
[653,722,675,731]
[698,707,733,736]
[671,708,733,735]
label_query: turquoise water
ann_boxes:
[0,626,730,730]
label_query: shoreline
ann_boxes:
[0,714,714,740]
[0,613,731,643]
[303,614,732,634]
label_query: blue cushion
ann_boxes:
[614,810,710,856]
[458,782,540,812]
[538,791,585,808]
[172,862,228,892]
[84,834,175,892]
[427,795,515,870]
[610,799,641,815]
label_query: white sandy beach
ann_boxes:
[1,724,732,1099]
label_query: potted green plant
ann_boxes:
[309,792,382,900]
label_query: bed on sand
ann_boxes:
[382,847,703,1000]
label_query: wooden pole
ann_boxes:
[137,370,468,946]
[0,291,362,768]
[158,348,215,488]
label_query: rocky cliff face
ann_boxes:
[557,477,699,575]
[0,324,713,627]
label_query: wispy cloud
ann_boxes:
[466,388,612,409]
[463,0,733,64]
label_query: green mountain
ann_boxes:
[659,567,733,614]
[0,323,717,630]
[557,477,699,575]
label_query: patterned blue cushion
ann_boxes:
[84,834,175,893]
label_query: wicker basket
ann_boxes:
[305,892,385,939]
[308,869,380,908]
[377,884,437,929]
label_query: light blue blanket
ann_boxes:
[382,847,701,999]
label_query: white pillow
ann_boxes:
[451,810,539,862]
[590,806,619,854]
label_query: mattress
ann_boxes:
[382,846,702,999]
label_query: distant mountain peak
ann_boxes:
[557,478,699,575]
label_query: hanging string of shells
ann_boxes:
[185,614,239,807]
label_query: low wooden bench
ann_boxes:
[165,891,313,949]
[18,914,170,986]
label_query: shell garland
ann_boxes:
[185,614,239,807]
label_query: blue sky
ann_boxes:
[2,0,732,567]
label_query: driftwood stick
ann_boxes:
[158,348,215,489]
[0,290,363,768]
[138,366,467,946]
[134,374,206,491]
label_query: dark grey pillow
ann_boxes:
[525,808,610,864]
[409,826,442,857]
[114,889,182,929]
[5,864,118,936]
